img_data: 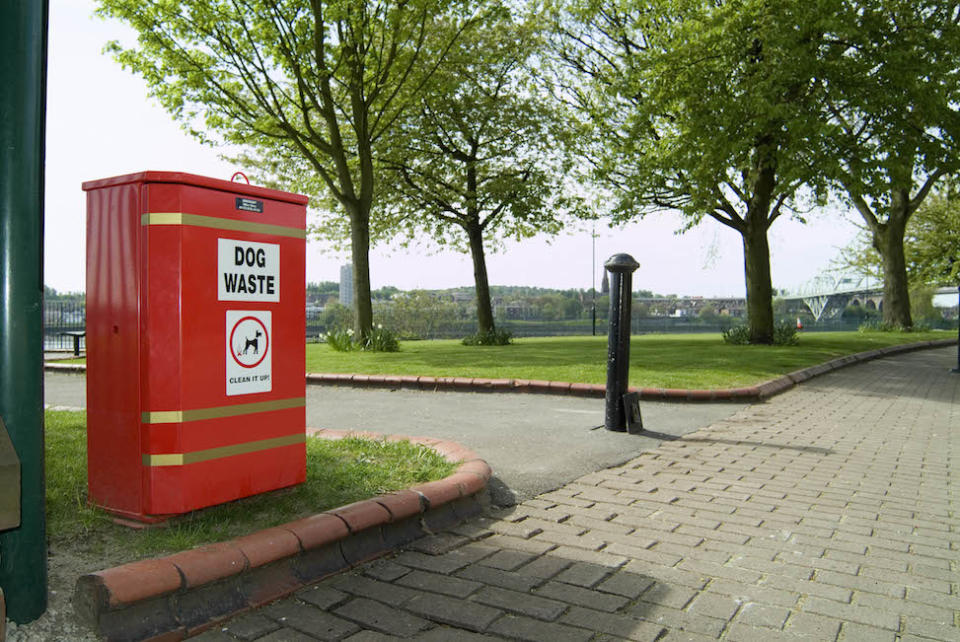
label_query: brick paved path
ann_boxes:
[199,347,959,641]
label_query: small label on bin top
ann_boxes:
[235,197,264,213]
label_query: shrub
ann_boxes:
[773,323,800,346]
[362,324,400,352]
[722,323,799,346]
[320,327,358,352]
[321,325,400,352]
[721,325,751,345]
[461,328,513,346]
[859,320,931,333]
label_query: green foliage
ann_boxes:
[723,324,799,346]
[814,2,960,326]
[46,411,105,535]
[910,286,940,324]
[319,303,354,333]
[306,281,340,298]
[381,7,574,252]
[839,193,960,289]
[322,325,400,352]
[43,286,85,302]
[461,329,513,346]
[46,411,455,558]
[372,286,402,301]
[773,324,800,346]
[362,325,401,352]
[379,7,578,334]
[306,332,948,390]
[549,0,834,343]
[834,232,883,282]
[321,328,358,352]
[858,320,930,333]
[550,0,832,220]
[905,195,960,287]
[817,3,960,207]
[96,0,486,340]
[697,306,719,323]
[721,326,752,345]
[841,304,880,322]
[375,291,465,340]
[836,194,960,318]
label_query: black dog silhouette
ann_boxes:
[239,330,263,356]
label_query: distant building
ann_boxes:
[339,264,353,307]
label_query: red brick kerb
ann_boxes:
[47,338,957,402]
[305,337,957,401]
[73,430,491,642]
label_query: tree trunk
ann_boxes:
[740,141,777,345]
[871,209,912,328]
[348,76,376,343]
[741,216,775,344]
[466,221,495,335]
[348,204,374,342]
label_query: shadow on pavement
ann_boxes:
[637,430,834,455]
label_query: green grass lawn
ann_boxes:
[305,330,952,389]
[46,410,455,562]
[56,330,953,389]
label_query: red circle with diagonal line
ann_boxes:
[229,316,269,368]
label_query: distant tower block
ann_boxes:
[339,263,354,307]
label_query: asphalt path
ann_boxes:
[44,371,747,505]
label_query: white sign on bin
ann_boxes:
[226,310,272,396]
[218,238,280,302]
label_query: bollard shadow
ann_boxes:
[633,429,834,455]
[486,476,518,508]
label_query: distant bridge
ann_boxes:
[781,274,955,321]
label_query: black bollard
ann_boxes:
[604,253,640,431]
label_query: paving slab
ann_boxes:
[206,346,959,641]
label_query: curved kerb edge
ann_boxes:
[49,338,957,403]
[72,431,492,642]
[299,337,958,402]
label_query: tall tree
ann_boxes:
[97,0,476,341]
[379,9,573,337]
[816,1,960,328]
[905,194,960,287]
[839,191,960,288]
[549,0,833,343]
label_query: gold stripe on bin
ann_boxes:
[142,433,306,467]
[142,397,306,424]
[141,212,306,239]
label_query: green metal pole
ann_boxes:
[0,0,49,624]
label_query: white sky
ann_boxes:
[44,0,862,298]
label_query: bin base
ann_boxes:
[94,505,174,528]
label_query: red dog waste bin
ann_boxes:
[83,171,307,521]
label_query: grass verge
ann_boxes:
[303,330,952,389]
[53,330,953,390]
[46,410,455,562]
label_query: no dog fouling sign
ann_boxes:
[226,310,272,396]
